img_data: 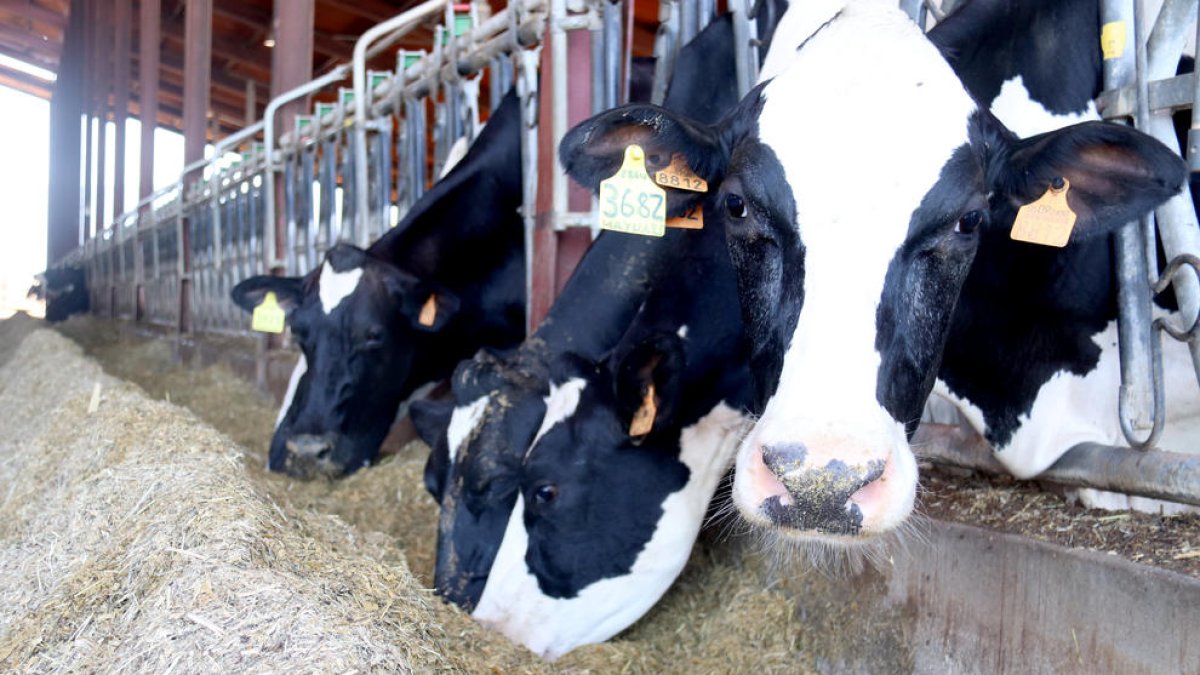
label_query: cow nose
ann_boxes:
[286,434,335,459]
[760,442,886,535]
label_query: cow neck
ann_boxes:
[530,230,680,363]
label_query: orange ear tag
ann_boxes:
[1010,178,1077,248]
[666,203,704,230]
[628,383,658,437]
[418,294,438,327]
[598,145,667,237]
[654,154,708,193]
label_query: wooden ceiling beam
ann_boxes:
[319,0,412,24]
[0,63,52,98]
[0,0,67,30]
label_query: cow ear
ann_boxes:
[411,398,454,501]
[982,116,1186,242]
[230,275,305,314]
[560,104,726,218]
[611,333,686,442]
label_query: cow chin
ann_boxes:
[731,427,918,544]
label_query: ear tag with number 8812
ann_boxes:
[598,145,667,237]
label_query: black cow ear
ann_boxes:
[560,103,726,219]
[412,398,455,501]
[611,333,686,442]
[981,114,1186,243]
[230,275,305,314]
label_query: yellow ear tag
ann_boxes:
[1010,178,1077,248]
[628,382,658,437]
[666,203,704,230]
[654,154,708,193]
[251,292,286,334]
[1101,21,1127,60]
[418,294,438,327]
[599,145,667,237]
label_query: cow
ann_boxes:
[924,0,1200,512]
[559,0,1186,545]
[230,89,526,479]
[410,4,781,655]
[31,266,89,322]
[464,222,753,660]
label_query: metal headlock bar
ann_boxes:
[59,1,1200,506]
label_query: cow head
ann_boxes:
[231,243,460,478]
[561,1,1186,544]
[413,349,548,609]
[464,335,737,660]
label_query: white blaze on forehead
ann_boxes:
[472,403,749,661]
[446,394,490,464]
[755,0,977,427]
[989,76,1100,138]
[318,261,363,315]
[528,378,587,453]
[276,354,307,429]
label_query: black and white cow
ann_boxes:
[410,6,777,657]
[32,266,89,323]
[925,0,1200,512]
[464,223,753,660]
[561,0,1186,543]
[231,90,526,479]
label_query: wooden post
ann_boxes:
[46,0,86,265]
[138,0,161,201]
[270,0,315,273]
[112,0,131,220]
[181,0,213,333]
[94,1,110,236]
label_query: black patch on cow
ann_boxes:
[930,0,1101,115]
[721,135,803,409]
[875,144,985,435]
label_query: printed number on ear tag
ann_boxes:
[655,154,708,193]
[667,204,704,230]
[1010,178,1077,248]
[252,291,286,334]
[599,145,667,238]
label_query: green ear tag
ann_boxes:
[598,145,667,238]
[252,291,286,334]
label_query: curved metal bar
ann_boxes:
[1154,254,1200,341]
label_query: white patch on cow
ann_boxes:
[930,319,1200,513]
[439,136,471,179]
[472,403,748,661]
[318,261,363,315]
[446,394,490,465]
[676,324,689,340]
[276,354,308,429]
[733,1,976,535]
[988,76,1100,138]
[528,378,587,453]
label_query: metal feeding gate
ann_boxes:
[54,0,1200,507]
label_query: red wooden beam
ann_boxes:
[181,0,211,333]
[113,0,132,221]
[0,0,67,30]
[138,0,160,200]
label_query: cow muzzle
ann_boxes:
[733,432,916,540]
[283,433,341,479]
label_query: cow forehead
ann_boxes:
[318,261,364,315]
[529,378,587,454]
[447,394,490,464]
[752,1,977,418]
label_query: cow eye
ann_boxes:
[725,193,748,219]
[533,483,559,505]
[361,326,385,347]
[956,210,983,235]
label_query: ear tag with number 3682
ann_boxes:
[598,145,667,238]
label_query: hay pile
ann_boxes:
[6,316,917,673]
[0,327,478,672]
